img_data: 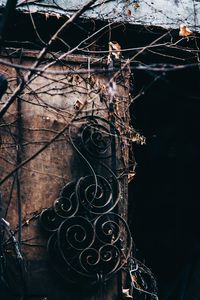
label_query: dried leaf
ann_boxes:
[108,41,122,60]
[128,171,136,183]
[74,100,83,110]
[179,23,193,38]
[45,12,50,20]
[131,274,141,289]
[122,288,133,299]
[67,75,73,83]
[134,2,140,9]
[55,13,61,19]
[127,9,132,16]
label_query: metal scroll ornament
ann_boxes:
[39,116,132,286]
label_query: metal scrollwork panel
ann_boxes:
[39,115,132,286]
[42,213,132,285]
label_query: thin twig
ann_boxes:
[0,101,87,185]
[0,0,98,120]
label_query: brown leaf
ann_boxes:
[134,2,140,9]
[179,23,193,37]
[127,9,132,16]
[74,100,83,110]
[128,171,136,183]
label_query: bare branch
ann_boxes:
[0,0,98,120]
[0,101,87,185]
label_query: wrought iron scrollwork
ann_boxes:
[54,181,78,218]
[76,174,119,214]
[79,116,119,159]
[39,115,132,286]
[40,208,62,232]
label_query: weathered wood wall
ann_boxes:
[0,50,131,300]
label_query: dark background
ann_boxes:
[129,66,200,299]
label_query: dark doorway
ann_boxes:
[129,66,200,299]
